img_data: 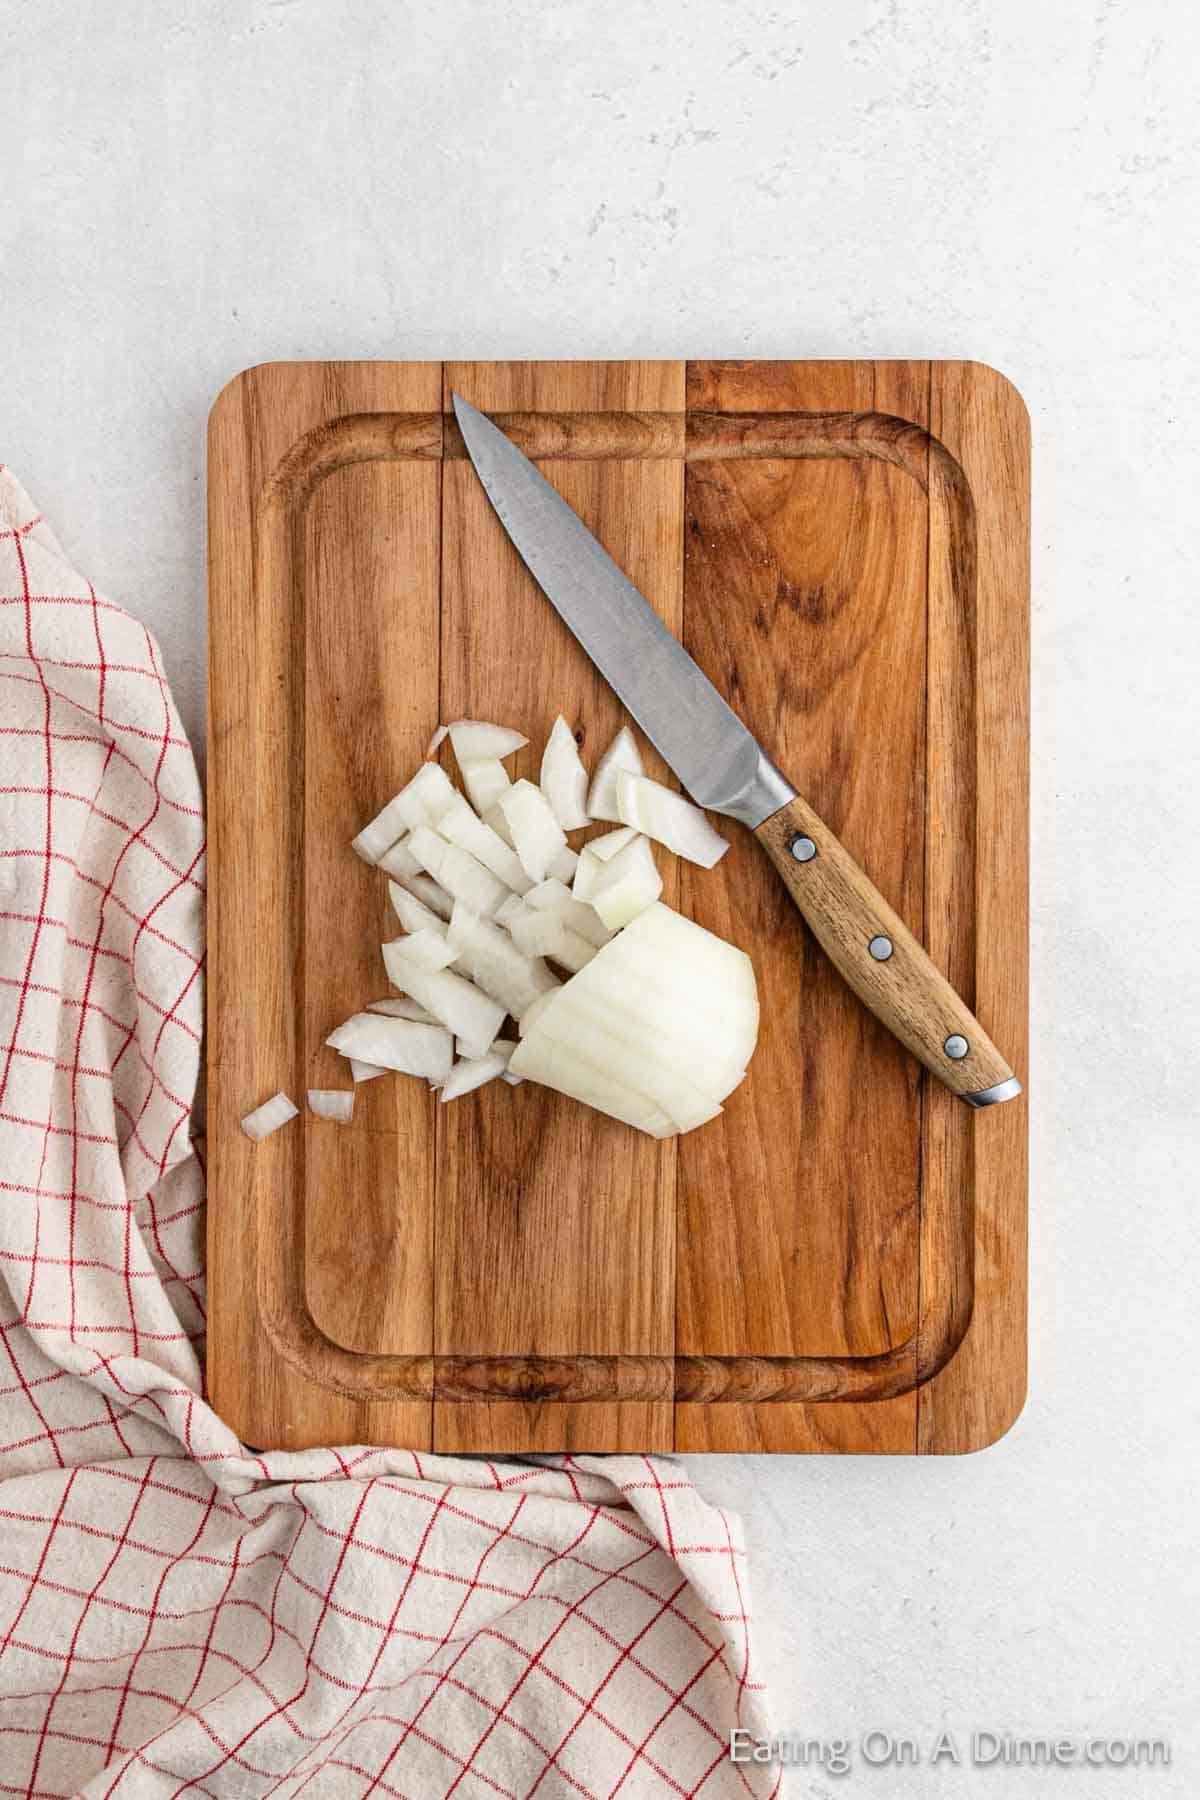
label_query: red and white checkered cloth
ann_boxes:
[0,469,778,1799]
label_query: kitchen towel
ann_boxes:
[0,467,778,1799]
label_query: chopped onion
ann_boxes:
[588,835,663,930]
[425,724,450,756]
[368,995,438,1022]
[447,719,529,763]
[461,757,511,817]
[524,879,613,948]
[388,882,448,937]
[381,941,506,1057]
[440,1048,512,1102]
[614,772,729,868]
[540,715,590,830]
[327,1011,454,1080]
[396,872,455,919]
[501,1069,524,1086]
[240,1092,299,1141]
[547,844,579,883]
[497,780,567,883]
[493,892,528,929]
[307,1089,355,1122]
[509,910,597,972]
[447,903,559,1019]
[377,837,422,881]
[508,903,758,1134]
[437,793,532,893]
[387,927,457,973]
[349,1058,386,1083]
[586,726,644,823]
[587,825,638,863]
[483,802,516,848]
[407,824,510,918]
[518,990,558,1039]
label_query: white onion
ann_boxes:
[523,879,613,947]
[547,844,580,883]
[387,927,457,973]
[407,825,510,918]
[387,882,447,938]
[349,1059,386,1083]
[540,715,591,830]
[327,1011,454,1080]
[447,719,528,763]
[381,941,506,1057]
[437,793,532,893]
[377,837,422,880]
[588,825,638,863]
[508,903,758,1135]
[425,724,450,756]
[440,1047,512,1102]
[397,872,455,919]
[586,726,644,823]
[240,1092,299,1141]
[509,910,597,973]
[461,757,511,817]
[446,903,559,1019]
[497,780,567,883]
[493,892,528,929]
[483,801,516,847]
[588,835,663,930]
[614,772,729,868]
[517,990,558,1038]
[367,995,438,1022]
[307,1088,355,1122]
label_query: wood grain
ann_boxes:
[206,358,1029,1455]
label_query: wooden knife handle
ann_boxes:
[757,795,1021,1106]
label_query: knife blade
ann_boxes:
[452,393,1021,1107]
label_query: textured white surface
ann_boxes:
[2,0,1197,1792]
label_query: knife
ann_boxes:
[452,394,1021,1107]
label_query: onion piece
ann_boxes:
[388,882,448,938]
[547,844,579,883]
[240,1092,299,1141]
[381,941,506,1057]
[493,892,528,930]
[509,910,597,973]
[517,990,558,1039]
[588,835,663,930]
[438,793,532,894]
[388,927,457,973]
[425,724,450,756]
[497,780,567,883]
[524,879,613,948]
[614,772,729,868]
[327,1011,454,1080]
[461,757,511,817]
[368,996,438,1022]
[586,726,644,823]
[407,825,510,918]
[377,837,422,881]
[509,1032,679,1137]
[307,1089,355,1122]
[446,902,559,1019]
[447,719,529,763]
[572,827,638,903]
[589,825,638,863]
[395,872,455,919]
[349,1058,386,1083]
[501,1069,524,1086]
[440,1048,512,1102]
[483,802,516,848]
[540,715,590,830]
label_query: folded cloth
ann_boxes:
[0,469,778,1799]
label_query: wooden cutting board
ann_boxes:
[206,359,1029,1455]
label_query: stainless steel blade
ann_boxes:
[452,395,795,827]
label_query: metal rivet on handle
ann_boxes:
[944,1034,970,1060]
[789,834,817,864]
[868,935,893,961]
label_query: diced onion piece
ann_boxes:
[387,927,457,973]
[509,910,597,972]
[587,825,638,863]
[508,903,758,1135]
[240,1092,299,1141]
[447,719,529,763]
[586,726,644,823]
[368,995,438,1022]
[518,990,558,1039]
[388,882,448,937]
[524,879,613,948]
[351,762,460,863]
[614,772,729,868]
[349,1058,386,1083]
[547,844,579,883]
[540,715,590,830]
[447,903,559,1019]
[461,757,511,817]
[307,1089,355,1122]
[484,802,516,848]
[377,837,422,881]
[493,892,528,930]
[440,1049,511,1102]
[327,1011,454,1080]
[381,942,506,1057]
[588,836,663,930]
[407,825,510,918]
[501,1069,524,1086]
[572,828,637,903]
[438,793,532,893]
[396,873,454,919]
[497,779,567,883]
[425,724,450,756]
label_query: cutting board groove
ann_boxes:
[207,359,1028,1454]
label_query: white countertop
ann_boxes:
[2,1,1196,1791]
